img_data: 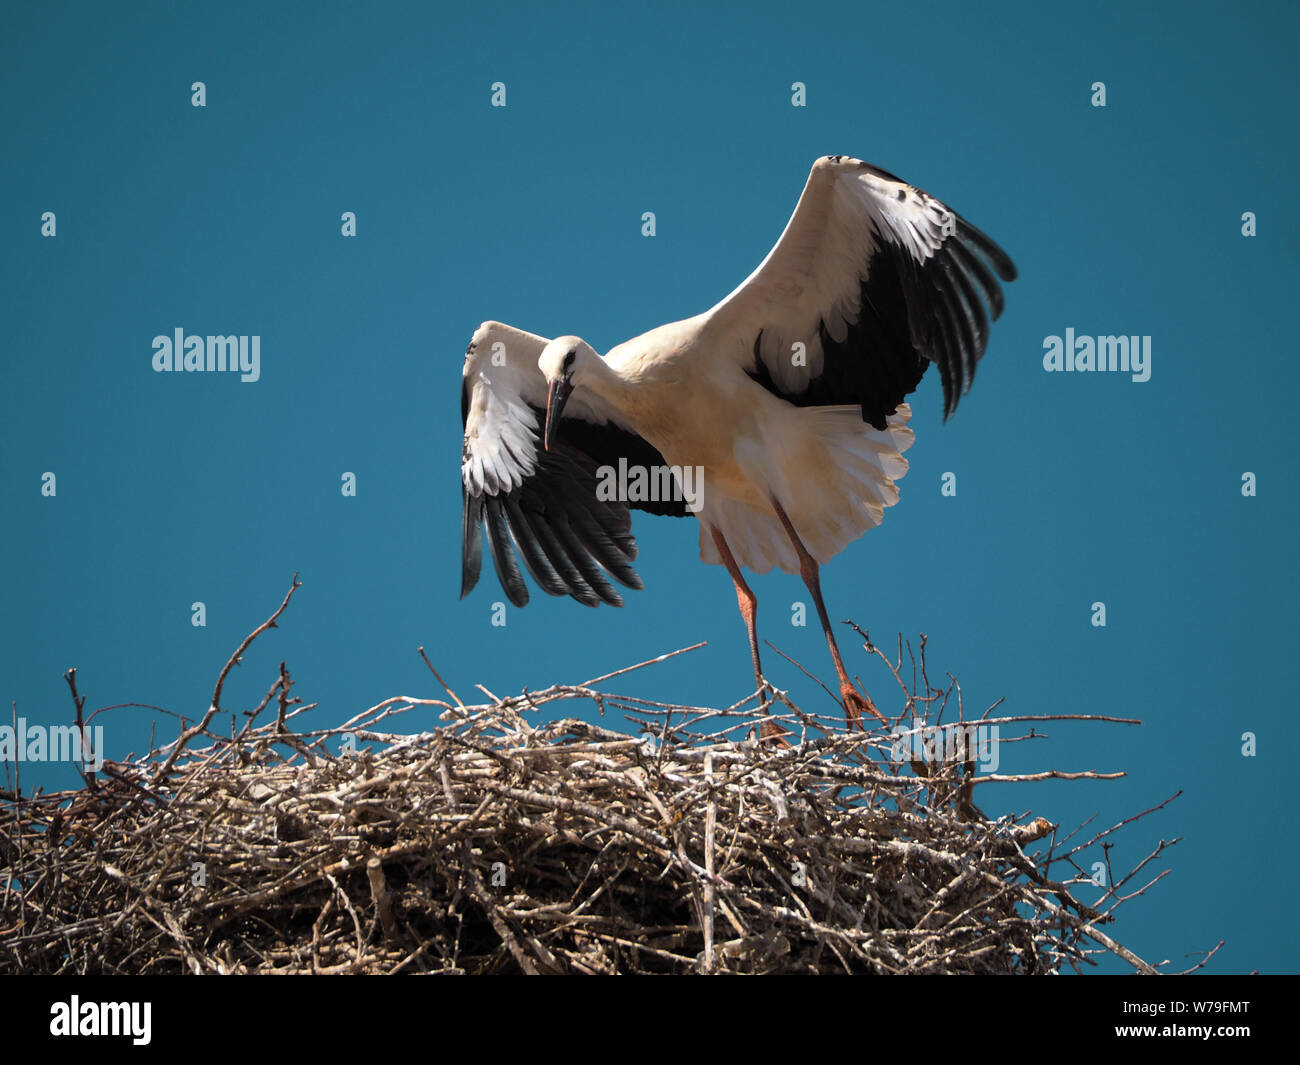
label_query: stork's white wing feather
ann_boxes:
[459,321,685,609]
[699,156,1017,425]
[461,321,613,496]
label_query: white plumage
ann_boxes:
[459,155,1016,728]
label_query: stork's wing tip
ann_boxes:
[459,565,479,600]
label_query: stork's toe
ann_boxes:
[840,683,885,729]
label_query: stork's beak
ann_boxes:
[544,377,573,451]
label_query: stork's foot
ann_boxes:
[759,717,793,748]
[751,678,791,748]
[840,681,886,729]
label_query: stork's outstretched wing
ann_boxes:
[700,155,1017,427]
[460,320,686,608]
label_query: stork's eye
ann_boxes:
[563,349,576,369]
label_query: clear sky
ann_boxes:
[2,0,1296,974]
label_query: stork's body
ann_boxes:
[459,156,1017,730]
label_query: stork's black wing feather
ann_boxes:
[461,414,687,608]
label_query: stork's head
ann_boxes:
[538,336,597,451]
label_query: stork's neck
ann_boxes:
[581,353,643,426]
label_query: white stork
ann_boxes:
[460,155,1016,730]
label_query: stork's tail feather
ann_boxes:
[698,403,913,575]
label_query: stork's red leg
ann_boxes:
[770,499,885,729]
[710,527,788,745]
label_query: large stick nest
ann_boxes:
[1,578,1198,974]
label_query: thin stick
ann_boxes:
[151,573,301,786]
[581,642,706,687]
[419,646,465,709]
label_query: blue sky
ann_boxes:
[2,0,1296,973]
